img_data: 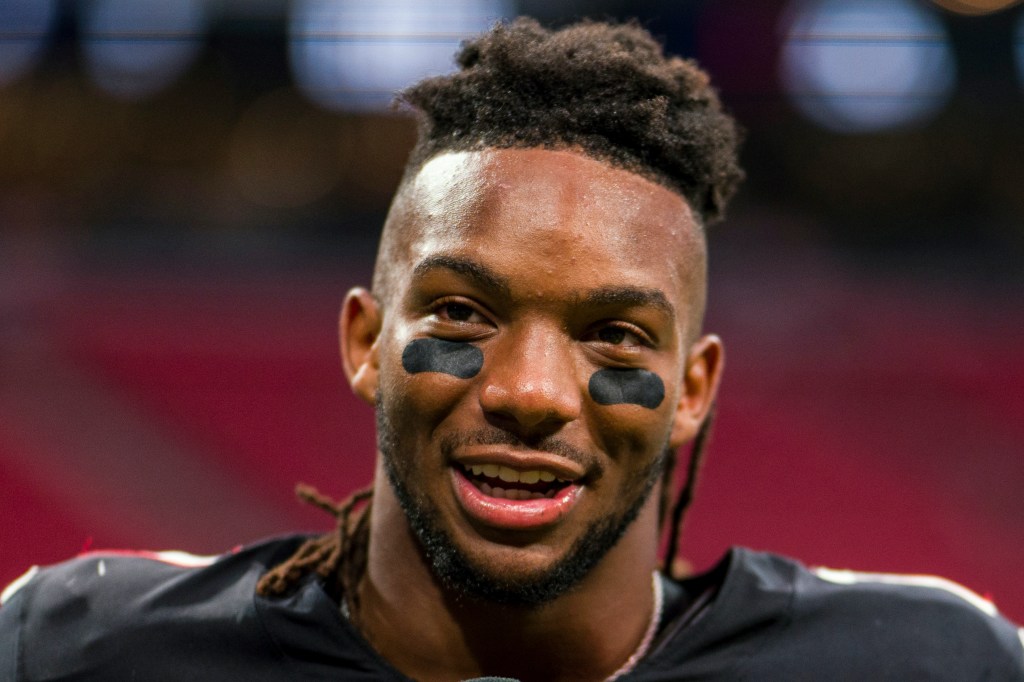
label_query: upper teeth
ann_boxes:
[466,464,560,483]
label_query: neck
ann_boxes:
[357,466,661,682]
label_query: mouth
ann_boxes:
[450,462,584,531]
[460,463,572,500]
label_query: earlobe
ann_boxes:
[340,287,382,406]
[668,335,724,448]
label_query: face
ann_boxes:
[343,148,722,605]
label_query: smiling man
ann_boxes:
[2,17,1023,682]
[333,145,719,680]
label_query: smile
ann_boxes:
[461,463,570,500]
[451,464,583,531]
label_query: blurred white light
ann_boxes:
[0,0,57,86]
[80,0,206,100]
[779,0,956,133]
[289,0,515,112]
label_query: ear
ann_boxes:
[340,287,382,406]
[668,334,724,448]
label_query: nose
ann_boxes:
[478,324,582,435]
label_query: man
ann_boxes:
[2,17,1021,681]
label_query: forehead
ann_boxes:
[386,148,704,316]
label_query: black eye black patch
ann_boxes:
[588,368,664,409]
[401,338,483,379]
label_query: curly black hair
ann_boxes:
[399,17,744,225]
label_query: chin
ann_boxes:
[376,399,665,606]
[421,526,602,607]
[390,464,648,607]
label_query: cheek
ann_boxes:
[401,338,483,379]
[380,339,479,437]
[588,368,665,409]
[586,369,677,463]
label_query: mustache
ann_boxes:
[439,427,597,472]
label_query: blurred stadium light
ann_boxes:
[779,0,956,133]
[0,0,57,86]
[288,0,515,112]
[930,0,1021,14]
[80,0,207,100]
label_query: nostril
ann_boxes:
[480,380,581,432]
[477,333,582,427]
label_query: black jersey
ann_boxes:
[2,535,1021,680]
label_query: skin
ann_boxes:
[340,148,724,681]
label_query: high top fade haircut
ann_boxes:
[398,16,744,226]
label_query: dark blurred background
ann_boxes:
[1,0,1021,621]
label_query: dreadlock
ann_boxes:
[661,405,716,580]
[259,16,739,609]
[256,484,372,619]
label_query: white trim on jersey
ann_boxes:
[1,566,39,606]
[813,566,999,618]
[148,550,220,568]
[77,548,221,568]
[1,550,220,607]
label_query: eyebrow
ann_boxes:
[412,255,675,319]
[412,255,512,298]
[581,287,676,319]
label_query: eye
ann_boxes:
[590,322,649,348]
[440,302,475,322]
[430,298,490,326]
[598,326,627,344]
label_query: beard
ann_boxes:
[375,396,667,607]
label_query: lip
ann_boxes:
[452,448,586,483]
[451,466,583,531]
